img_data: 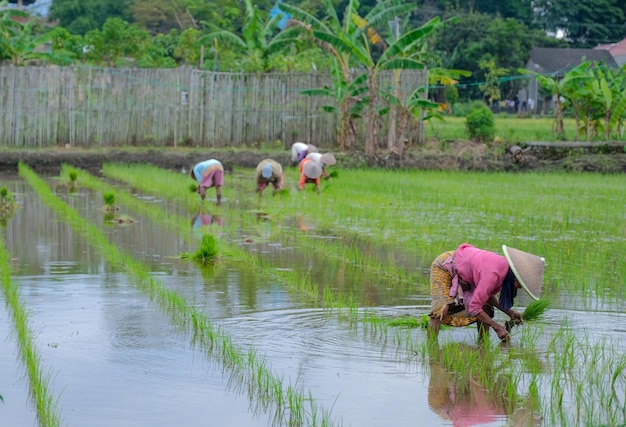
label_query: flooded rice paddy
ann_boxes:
[0,164,625,427]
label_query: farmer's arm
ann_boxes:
[470,280,509,340]
[487,295,523,321]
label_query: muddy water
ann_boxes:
[0,174,623,427]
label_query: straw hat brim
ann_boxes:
[502,245,545,300]
[303,161,322,179]
[320,153,336,165]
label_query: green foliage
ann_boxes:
[465,103,495,142]
[197,0,301,73]
[103,192,115,206]
[0,187,7,198]
[69,170,78,182]
[84,17,150,66]
[49,0,133,35]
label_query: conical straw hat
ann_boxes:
[303,161,322,179]
[261,163,273,179]
[307,144,319,153]
[502,245,545,300]
[320,153,336,165]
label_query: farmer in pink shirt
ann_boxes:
[428,243,545,341]
[190,159,224,206]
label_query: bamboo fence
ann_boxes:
[0,66,427,149]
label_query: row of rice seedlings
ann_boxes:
[22,163,340,427]
[0,233,62,427]
[96,164,379,308]
[335,171,625,296]
[97,165,433,303]
[540,322,626,426]
[63,164,332,311]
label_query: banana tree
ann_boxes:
[310,15,440,156]
[559,62,593,141]
[198,0,300,72]
[590,65,626,140]
[381,66,470,153]
[279,0,370,150]
[522,61,592,137]
[300,62,368,150]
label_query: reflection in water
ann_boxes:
[428,343,541,427]
[192,212,224,229]
[428,361,507,426]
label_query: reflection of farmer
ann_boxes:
[428,243,545,342]
[255,158,284,196]
[190,159,224,206]
[298,157,323,194]
[306,152,336,179]
[428,362,508,426]
[192,213,223,229]
[428,345,542,427]
[290,142,318,165]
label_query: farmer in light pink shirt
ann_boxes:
[190,159,224,206]
[428,243,545,342]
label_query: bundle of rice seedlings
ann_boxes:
[388,316,426,329]
[521,298,551,321]
[189,183,198,193]
[182,234,219,265]
[505,299,550,332]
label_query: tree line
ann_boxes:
[2,0,626,150]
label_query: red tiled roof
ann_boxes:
[594,38,626,56]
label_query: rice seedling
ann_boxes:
[506,299,551,331]
[522,299,551,321]
[102,191,117,213]
[0,229,62,426]
[0,186,18,217]
[181,233,220,265]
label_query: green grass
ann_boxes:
[424,115,626,143]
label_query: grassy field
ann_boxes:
[424,115,626,143]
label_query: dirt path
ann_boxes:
[1,145,624,174]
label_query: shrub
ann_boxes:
[466,103,495,142]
